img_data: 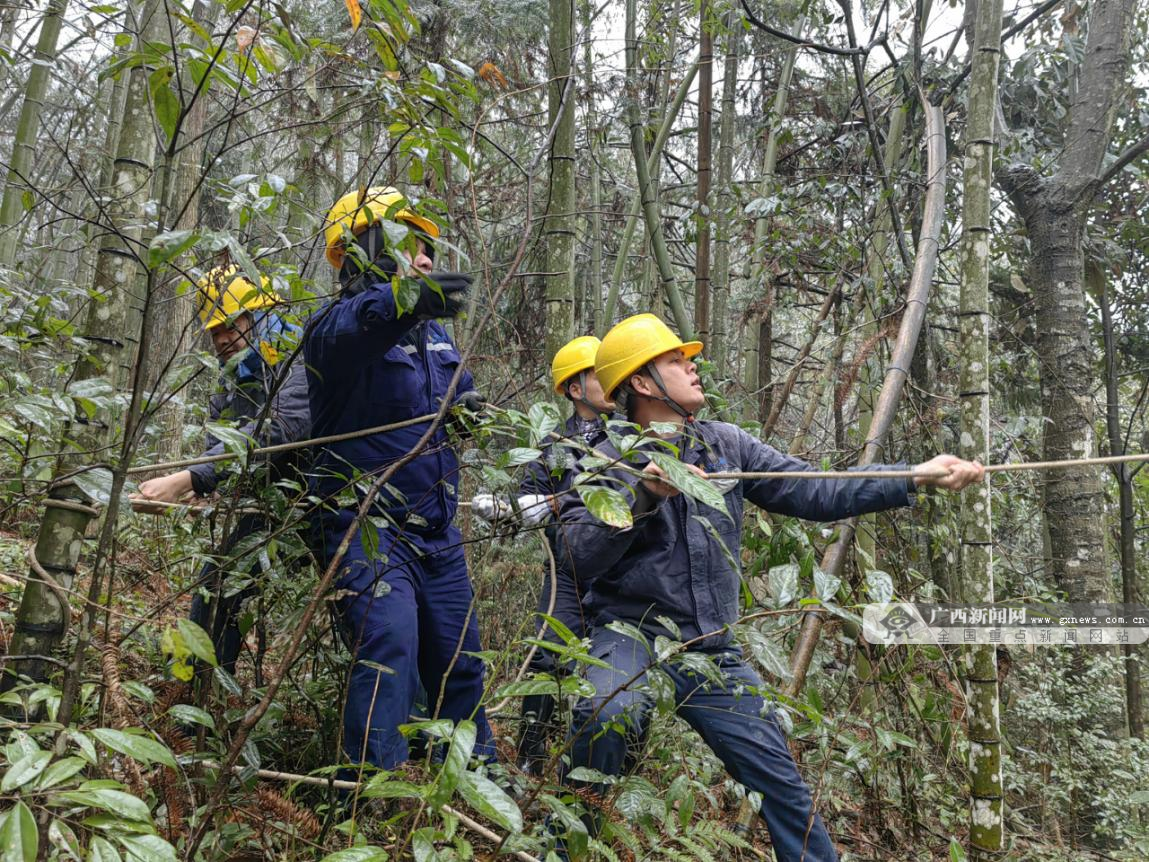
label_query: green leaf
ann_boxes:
[647,451,729,515]
[88,837,123,862]
[115,834,177,862]
[741,626,792,680]
[0,800,37,862]
[2,750,51,792]
[68,466,114,506]
[319,847,390,862]
[865,570,895,604]
[948,838,968,862]
[92,728,177,769]
[813,565,841,603]
[20,190,33,211]
[456,770,523,833]
[147,230,198,267]
[493,677,561,698]
[47,819,82,861]
[768,563,799,607]
[1130,790,1149,805]
[528,401,561,446]
[35,756,87,791]
[429,720,475,807]
[176,619,218,668]
[361,777,423,800]
[502,447,542,467]
[166,704,214,732]
[58,787,151,822]
[150,76,180,145]
[576,485,632,529]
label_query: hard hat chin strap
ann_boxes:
[567,370,599,415]
[625,361,694,422]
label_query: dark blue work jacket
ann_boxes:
[557,420,914,649]
[303,282,476,534]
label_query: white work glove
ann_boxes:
[516,494,553,526]
[471,493,513,523]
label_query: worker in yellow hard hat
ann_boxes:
[132,264,311,675]
[550,313,984,861]
[474,335,616,774]
[305,186,492,773]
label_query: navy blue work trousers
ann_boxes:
[189,514,265,674]
[318,513,493,769]
[567,629,839,862]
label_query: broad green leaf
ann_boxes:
[429,720,475,807]
[176,619,217,668]
[411,828,436,862]
[647,451,729,515]
[865,570,895,604]
[47,819,82,860]
[813,565,841,603]
[319,847,389,862]
[948,838,968,862]
[2,750,51,792]
[576,486,632,529]
[361,777,423,800]
[456,770,523,833]
[115,834,178,862]
[493,677,561,698]
[92,728,177,769]
[741,626,792,680]
[0,800,37,861]
[88,837,123,862]
[166,704,214,731]
[70,466,113,505]
[502,447,542,467]
[151,79,180,145]
[58,788,151,822]
[767,563,799,607]
[147,230,198,267]
[1130,790,1149,805]
[36,756,87,791]
[528,401,561,445]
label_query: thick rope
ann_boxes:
[125,411,444,475]
[706,450,1149,482]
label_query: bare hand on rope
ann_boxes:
[911,454,985,491]
[130,470,196,506]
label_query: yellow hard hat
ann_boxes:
[323,186,441,269]
[195,266,279,330]
[595,314,703,398]
[551,335,602,394]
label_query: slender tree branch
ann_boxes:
[740,0,886,57]
[1097,131,1149,189]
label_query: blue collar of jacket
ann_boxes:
[224,312,300,383]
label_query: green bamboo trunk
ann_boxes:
[709,9,739,376]
[0,0,69,266]
[4,0,164,686]
[959,0,1005,854]
[543,0,576,362]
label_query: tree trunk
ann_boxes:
[582,0,602,335]
[0,0,69,266]
[710,9,739,376]
[694,0,712,343]
[1095,262,1143,738]
[959,0,1005,854]
[4,0,163,685]
[745,15,805,420]
[544,0,576,362]
[624,0,692,338]
[997,0,1135,604]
